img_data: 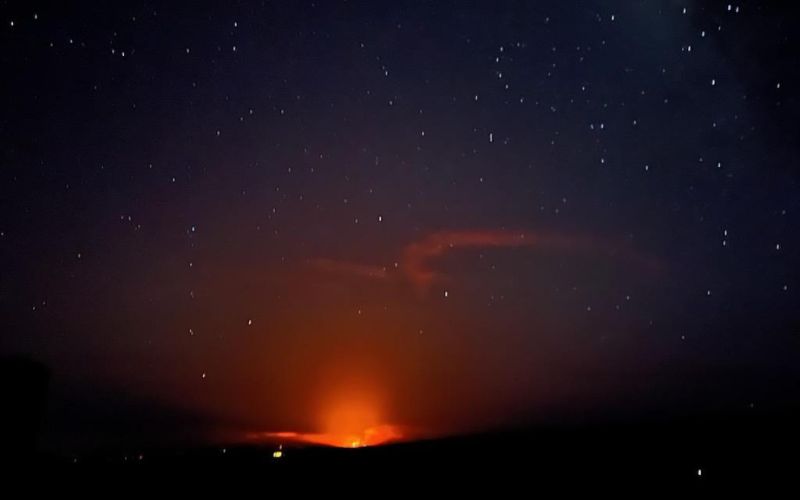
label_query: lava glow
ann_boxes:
[257,424,403,448]
[250,394,405,448]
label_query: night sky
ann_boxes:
[1,0,799,451]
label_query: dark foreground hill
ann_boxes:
[11,412,797,490]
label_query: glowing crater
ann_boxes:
[250,398,404,448]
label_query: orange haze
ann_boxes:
[249,397,406,447]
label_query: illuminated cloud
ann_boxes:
[308,257,389,280]
[312,229,660,293]
[401,230,542,290]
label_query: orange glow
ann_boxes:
[249,392,405,447]
[253,423,403,448]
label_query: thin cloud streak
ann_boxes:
[311,229,661,292]
[309,257,389,280]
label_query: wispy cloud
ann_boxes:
[402,230,541,290]
[310,229,660,293]
[309,257,389,280]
